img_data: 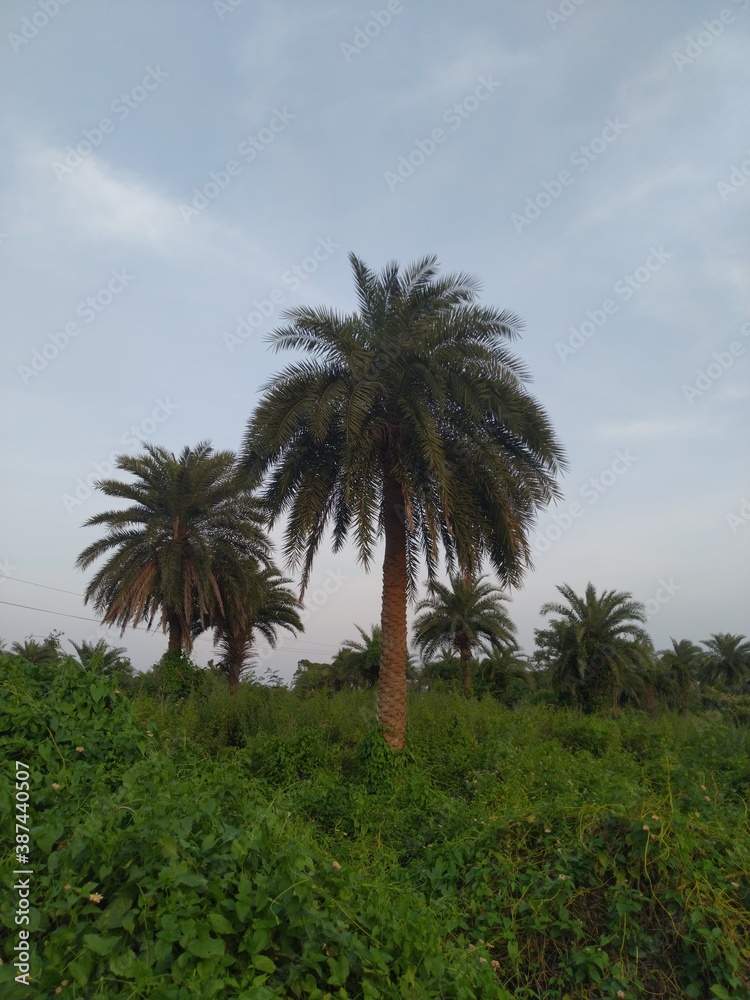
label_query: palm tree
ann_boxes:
[657,638,702,711]
[68,638,133,679]
[475,647,535,703]
[241,254,564,749]
[212,564,303,694]
[338,624,382,689]
[701,633,750,692]
[10,637,60,665]
[412,574,518,695]
[76,442,272,656]
[534,583,652,712]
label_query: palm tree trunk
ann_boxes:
[378,474,408,751]
[167,613,183,654]
[457,634,473,696]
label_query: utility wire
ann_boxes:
[0,599,346,656]
[1,576,345,651]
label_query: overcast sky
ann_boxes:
[1,0,748,681]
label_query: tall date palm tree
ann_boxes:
[242,254,564,749]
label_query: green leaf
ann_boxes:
[35,823,65,854]
[208,912,234,935]
[110,950,138,978]
[185,932,224,959]
[69,953,93,986]
[84,933,120,956]
[253,954,276,974]
[327,954,350,986]
[97,895,132,931]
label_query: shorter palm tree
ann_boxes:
[701,633,750,692]
[475,647,535,703]
[535,583,652,712]
[213,565,303,694]
[338,624,382,689]
[413,575,517,696]
[10,637,60,665]
[657,638,702,711]
[77,442,272,656]
[69,638,133,679]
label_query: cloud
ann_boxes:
[9,140,181,251]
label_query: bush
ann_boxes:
[2,658,748,998]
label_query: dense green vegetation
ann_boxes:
[4,254,747,996]
[2,652,749,999]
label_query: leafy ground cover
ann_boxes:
[1,656,749,998]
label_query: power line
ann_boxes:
[1,576,346,651]
[4,577,86,598]
[0,598,210,645]
[0,599,346,656]
[0,599,105,624]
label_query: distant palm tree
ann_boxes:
[68,638,133,679]
[10,638,60,665]
[658,638,702,711]
[475,647,535,703]
[417,648,462,690]
[413,575,517,695]
[212,565,303,694]
[338,624,382,689]
[534,583,652,712]
[242,254,564,748]
[701,633,750,692]
[76,442,272,656]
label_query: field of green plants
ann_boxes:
[2,655,749,999]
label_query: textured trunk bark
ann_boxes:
[228,658,240,696]
[458,634,473,697]
[167,613,183,654]
[377,474,408,751]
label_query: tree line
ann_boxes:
[17,253,744,746]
